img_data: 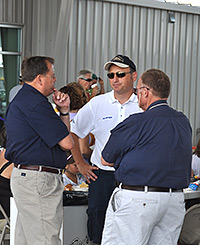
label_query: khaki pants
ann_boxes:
[0,218,9,233]
[11,167,64,245]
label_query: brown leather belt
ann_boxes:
[121,185,183,192]
[14,164,62,175]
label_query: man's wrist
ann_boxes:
[60,111,69,116]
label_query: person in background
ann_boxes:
[0,126,13,233]
[192,138,200,177]
[87,74,105,100]
[71,54,141,245]
[9,75,24,102]
[59,83,93,163]
[101,68,192,245]
[63,150,86,187]
[77,69,93,100]
[5,56,74,245]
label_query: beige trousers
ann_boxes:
[11,167,64,245]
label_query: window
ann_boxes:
[0,24,22,116]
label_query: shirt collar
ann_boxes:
[24,83,48,100]
[146,100,168,111]
[109,90,138,105]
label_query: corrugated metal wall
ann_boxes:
[65,0,200,144]
[1,0,200,144]
[0,0,24,24]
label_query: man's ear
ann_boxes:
[36,74,43,86]
[132,71,137,82]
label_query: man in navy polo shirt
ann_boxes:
[5,56,74,245]
[101,69,192,245]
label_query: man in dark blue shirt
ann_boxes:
[101,69,192,245]
[5,56,74,245]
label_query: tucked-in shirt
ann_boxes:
[5,83,69,169]
[71,90,141,171]
[102,100,192,189]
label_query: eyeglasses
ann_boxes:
[107,71,131,79]
[135,86,150,95]
[80,77,93,82]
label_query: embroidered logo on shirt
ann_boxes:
[102,116,113,120]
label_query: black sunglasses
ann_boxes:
[107,71,131,79]
[81,78,93,82]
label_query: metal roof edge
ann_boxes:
[94,0,200,15]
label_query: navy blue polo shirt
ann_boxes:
[5,83,69,169]
[102,100,192,189]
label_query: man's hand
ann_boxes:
[101,156,114,167]
[91,85,99,97]
[52,89,70,112]
[77,161,98,184]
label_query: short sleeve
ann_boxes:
[70,101,94,138]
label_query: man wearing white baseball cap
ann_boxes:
[70,54,141,245]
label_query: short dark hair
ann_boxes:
[21,56,54,82]
[141,69,170,98]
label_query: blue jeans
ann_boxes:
[87,169,116,244]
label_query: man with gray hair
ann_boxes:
[77,69,99,100]
[77,69,93,93]
[101,68,192,245]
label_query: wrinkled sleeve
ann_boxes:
[28,101,69,148]
[102,116,138,168]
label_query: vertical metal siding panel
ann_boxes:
[160,10,167,71]
[124,6,133,56]
[146,8,154,69]
[77,0,86,71]
[170,12,180,109]
[195,27,200,144]
[184,14,193,118]
[15,0,24,23]
[166,13,174,81]
[152,10,161,68]
[7,0,12,22]
[68,0,78,82]
[101,3,111,91]
[38,0,46,55]
[177,13,187,112]
[131,6,140,72]
[0,0,24,23]
[109,3,118,58]
[85,1,94,69]
[117,5,125,53]
[93,1,103,74]
[31,0,40,55]
[190,15,199,143]
[24,0,33,56]
[0,0,5,22]
[138,7,147,75]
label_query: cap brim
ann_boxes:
[104,61,129,70]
